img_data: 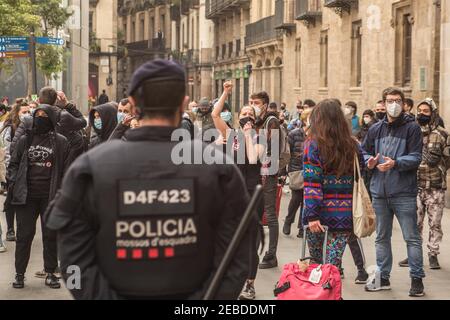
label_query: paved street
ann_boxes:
[1,190,449,300]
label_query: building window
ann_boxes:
[150,17,155,39]
[139,15,145,41]
[131,21,135,42]
[295,38,301,87]
[320,30,328,87]
[123,23,127,43]
[161,14,165,34]
[228,42,233,58]
[236,39,241,56]
[89,11,94,33]
[394,2,412,87]
[351,20,362,87]
[216,46,220,61]
[222,44,226,59]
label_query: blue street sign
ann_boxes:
[0,43,29,52]
[0,37,29,44]
[35,37,65,46]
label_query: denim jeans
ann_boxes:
[372,197,425,280]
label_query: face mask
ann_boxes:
[94,118,102,130]
[417,114,432,126]
[29,108,36,115]
[376,112,386,120]
[343,107,353,116]
[20,114,32,123]
[220,111,232,123]
[363,117,372,125]
[387,102,402,118]
[34,117,53,134]
[192,107,198,114]
[239,117,255,128]
[117,112,125,123]
[253,106,261,117]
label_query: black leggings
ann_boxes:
[15,198,57,275]
[4,197,15,231]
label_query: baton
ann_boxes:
[203,185,263,300]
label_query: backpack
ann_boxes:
[264,116,291,171]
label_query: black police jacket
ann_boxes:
[46,126,251,300]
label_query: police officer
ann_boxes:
[45,60,251,300]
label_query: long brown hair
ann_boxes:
[1,98,27,133]
[309,99,358,177]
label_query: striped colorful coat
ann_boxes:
[302,139,364,232]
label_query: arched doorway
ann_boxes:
[89,63,99,105]
[274,57,283,104]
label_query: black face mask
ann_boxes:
[34,117,53,134]
[417,114,432,126]
[376,112,386,120]
[239,117,255,128]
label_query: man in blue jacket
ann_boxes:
[361,87,425,297]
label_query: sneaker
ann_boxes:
[409,278,425,297]
[258,253,278,269]
[429,255,441,270]
[297,229,304,238]
[238,280,256,300]
[54,266,62,279]
[282,223,291,236]
[365,272,391,292]
[0,242,6,253]
[12,274,25,289]
[6,229,16,242]
[355,269,369,284]
[399,258,409,267]
[45,273,61,289]
[35,269,47,279]
[340,269,345,279]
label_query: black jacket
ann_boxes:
[55,103,87,163]
[287,127,305,173]
[89,103,118,149]
[10,116,33,158]
[8,105,70,205]
[45,126,250,300]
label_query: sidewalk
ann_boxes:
[254,188,450,300]
[1,191,449,300]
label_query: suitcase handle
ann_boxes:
[301,225,329,265]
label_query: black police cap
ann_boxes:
[128,59,186,97]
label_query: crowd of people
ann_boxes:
[0,66,446,300]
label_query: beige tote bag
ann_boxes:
[353,154,376,238]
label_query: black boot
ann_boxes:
[258,252,278,269]
[12,274,25,289]
[429,255,441,270]
[282,223,291,236]
[45,273,61,289]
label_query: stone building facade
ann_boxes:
[89,0,119,103]
[282,0,443,114]
[205,0,252,113]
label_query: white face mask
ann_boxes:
[387,102,402,118]
[363,117,372,125]
[253,106,261,117]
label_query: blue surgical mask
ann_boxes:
[220,111,232,123]
[117,112,125,123]
[94,118,102,130]
[192,107,198,114]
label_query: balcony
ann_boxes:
[245,15,281,47]
[125,38,167,56]
[181,0,200,15]
[295,0,322,27]
[205,0,250,19]
[324,0,358,15]
[275,0,296,34]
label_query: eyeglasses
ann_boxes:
[386,99,403,105]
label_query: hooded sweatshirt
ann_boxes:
[89,103,118,149]
[416,99,448,190]
[362,113,423,198]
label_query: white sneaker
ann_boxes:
[0,242,6,253]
